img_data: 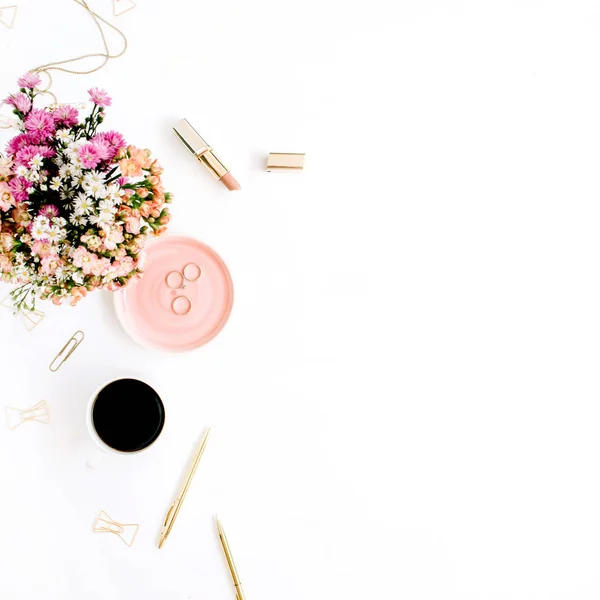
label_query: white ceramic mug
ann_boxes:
[86,376,165,467]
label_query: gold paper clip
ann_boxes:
[49,330,85,372]
[5,400,50,430]
[93,511,139,547]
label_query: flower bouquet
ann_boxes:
[0,72,172,312]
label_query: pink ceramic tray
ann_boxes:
[114,236,234,352]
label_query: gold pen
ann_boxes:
[216,516,246,600]
[158,427,211,549]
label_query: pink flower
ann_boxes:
[6,133,33,156]
[31,241,53,258]
[9,176,32,201]
[91,137,113,161]
[99,131,126,151]
[115,256,135,277]
[125,215,143,235]
[0,182,15,211]
[87,87,112,108]
[4,93,32,114]
[78,144,100,169]
[15,144,55,168]
[39,205,59,219]
[24,109,55,139]
[91,257,111,277]
[17,72,42,89]
[72,246,91,269]
[102,226,124,251]
[41,254,62,276]
[52,105,79,127]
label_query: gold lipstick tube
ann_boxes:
[173,119,241,191]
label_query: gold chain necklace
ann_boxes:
[0,0,127,128]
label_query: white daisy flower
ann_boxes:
[73,193,94,216]
[31,223,48,241]
[53,217,67,228]
[49,177,62,191]
[15,165,28,177]
[30,154,44,169]
[71,214,87,226]
[33,216,50,230]
[39,184,48,192]
[72,271,85,285]
[46,227,62,244]
[59,164,72,179]
[83,181,106,199]
[98,199,117,212]
[56,129,72,143]
[26,170,40,182]
[84,171,105,186]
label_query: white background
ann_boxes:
[2,0,600,598]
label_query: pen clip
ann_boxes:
[162,498,179,533]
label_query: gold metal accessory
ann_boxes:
[27,0,127,104]
[49,330,85,372]
[173,119,231,181]
[0,5,17,28]
[266,152,305,172]
[113,0,136,16]
[93,511,139,547]
[171,296,192,316]
[216,516,247,600]
[158,428,211,549]
[5,400,50,431]
[0,295,45,330]
[48,102,88,110]
[0,114,16,130]
[166,263,202,290]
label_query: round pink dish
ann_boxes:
[114,236,233,352]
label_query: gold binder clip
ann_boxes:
[93,511,139,547]
[5,400,50,430]
[49,330,85,372]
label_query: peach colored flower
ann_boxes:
[119,158,142,178]
[137,187,149,199]
[41,254,63,276]
[0,233,14,252]
[0,254,11,272]
[0,182,15,211]
[69,287,87,306]
[139,202,153,218]
[31,241,53,258]
[105,281,121,291]
[150,160,164,175]
[12,205,30,225]
[125,216,142,235]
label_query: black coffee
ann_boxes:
[92,378,165,452]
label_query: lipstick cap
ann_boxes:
[173,119,210,156]
[266,152,305,172]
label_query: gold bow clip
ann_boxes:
[93,511,139,547]
[5,400,50,430]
